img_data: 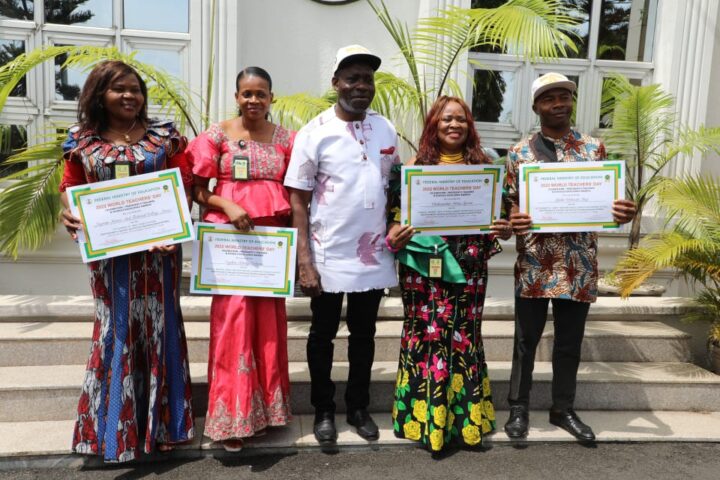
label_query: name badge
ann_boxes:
[232,155,249,181]
[428,256,443,279]
[114,161,131,179]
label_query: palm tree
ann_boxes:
[602,75,720,250]
[0,45,203,259]
[275,0,581,151]
[614,176,720,346]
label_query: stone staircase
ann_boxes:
[1,294,720,465]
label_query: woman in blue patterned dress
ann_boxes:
[59,60,194,463]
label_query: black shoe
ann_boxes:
[549,409,596,442]
[346,409,379,441]
[313,411,337,444]
[504,405,529,439]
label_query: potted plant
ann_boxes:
[614,175,720,373]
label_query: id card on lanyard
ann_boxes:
[114,161,131,179]
[232,155,250,181]
[428,244,443,279]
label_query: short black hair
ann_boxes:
[236,66,273,92]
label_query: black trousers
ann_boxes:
[307,289,384,414]
[507,297,590,411]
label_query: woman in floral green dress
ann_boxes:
[385,96,512,452]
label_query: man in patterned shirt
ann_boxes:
[503,73,636,442]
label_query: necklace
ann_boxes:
[107,119,137,143]
[439,152,465,164]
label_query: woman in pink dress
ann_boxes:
[189,67,294,451]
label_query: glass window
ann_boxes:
[133,48,182,78]
[45,0,112,28]
[0,39,26,97]
[0,125,28,178]
[599,76,642,128]
[472,70,515,124]
[597,0,656,61]
[0,0,34,20]
[124,0,188,33]
[563,0,592,59]
[55,47,88,101]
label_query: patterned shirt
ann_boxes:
[505,130,607,303]
[284,107,401,293]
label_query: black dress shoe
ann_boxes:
[346,409,379,440]
[549,409,596,442]
[313,412,337,444]
[504,405,529,439]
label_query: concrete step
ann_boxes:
[2,361,718,422]
[0,295,696,323]
[0,321,692,366]
[3,410,720,465]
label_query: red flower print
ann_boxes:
[418,354,430,379]
[429,354,449,382]
[564,134,585,154]
[380,146,395,155]
[539,251,556,275]
[423,320,442,342]
[452,329,471,353]
[435,298,454,321]
[564,258,578,284]
[466,244,479,258]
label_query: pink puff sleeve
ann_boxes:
[188,127,222,180]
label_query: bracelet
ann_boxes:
[385,234,400,253]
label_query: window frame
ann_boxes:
[467,0,657,150]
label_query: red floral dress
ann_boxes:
[387,164,499,451]
[188,123,294,440]
[59,121,195,463]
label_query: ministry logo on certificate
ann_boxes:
[400,164,504,236]
[518,160,625,233]
[190,223,298,297]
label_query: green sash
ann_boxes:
[396,235,466,284]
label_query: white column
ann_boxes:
[653,0,719,176]
[203,0,241,124]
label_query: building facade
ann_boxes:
[1,0,718,295]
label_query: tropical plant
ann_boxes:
[614,176,720,347]
[275,0,580,151]
[602,74,720,250]
[0,45,203,259]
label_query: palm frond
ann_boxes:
[603,76,674,170]
[367,0,426,114]
[273,93,334,132]
[614,175,720,296]
[0,136,66,258]
[0,45,79,111]
[466,0,579,61]
[665,126,720,163]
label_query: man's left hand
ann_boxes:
[612,199,637,225]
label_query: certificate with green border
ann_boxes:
[400,164,504,236]
[190,223,298,297]
[66,167,193,263]
[518,160,625,233]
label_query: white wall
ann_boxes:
[213,0,421,117]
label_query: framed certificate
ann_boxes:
[190,223,298,297]
[400,164,504,236]
[66,168,193,263]
[518,160,625,233]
